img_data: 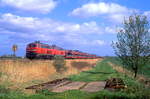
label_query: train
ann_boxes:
[26,41,101,59]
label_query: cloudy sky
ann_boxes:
[0,0,150,56]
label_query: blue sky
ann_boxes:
[0,0,150,56]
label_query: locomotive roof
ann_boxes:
[31,41,64,50]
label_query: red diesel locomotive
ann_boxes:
[26,41,100,59]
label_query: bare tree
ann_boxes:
[112,14,150,78]
[12,44,18,57]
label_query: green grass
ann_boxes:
[69,60,121,81]
[105,57,150,78]
[0,59,149,99]
[0,88,149,99]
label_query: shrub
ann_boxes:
[53,55,67,73]
[0,85,10,94]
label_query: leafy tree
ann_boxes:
[53,55,67,73]
[112,14,150,78]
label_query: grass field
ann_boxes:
[0,58,149,99]
[105,57,150,78]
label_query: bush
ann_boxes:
[53,55,67,73]
[0,85,10,94]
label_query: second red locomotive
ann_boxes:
[26,41,100,59]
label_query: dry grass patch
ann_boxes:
[0,58,102,90]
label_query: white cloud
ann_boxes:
[144,11,150,16]
[0,13,105,35]
[144,11,150,18]
[93,40,105,45]
[1,0,57,13]
[105,26,116,34]
[71,2,129,17]
[108,14,126,23]
[63,34,106,46]
[0,28,16,34]
[70,2,134,23]
[81,39,106,46]
[0,13,108,46]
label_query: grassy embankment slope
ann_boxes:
[0,58,149,99]
[105,57,150,78]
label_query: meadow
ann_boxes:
[0,58,149,99]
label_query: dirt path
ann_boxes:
[108,62,150,87]
[26,78,106,93]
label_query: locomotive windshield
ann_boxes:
[28,44,36,47]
